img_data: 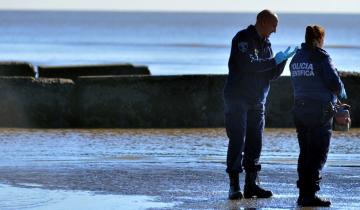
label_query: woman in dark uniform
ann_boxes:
[289,25,347,207]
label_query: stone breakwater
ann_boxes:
[0,62,358,128]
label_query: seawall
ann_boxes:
[0,72,358,128]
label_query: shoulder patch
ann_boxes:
[238,42,248,53]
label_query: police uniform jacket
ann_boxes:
[224,25,286,105]
[290,43,343,103]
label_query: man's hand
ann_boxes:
[274,46,298,64]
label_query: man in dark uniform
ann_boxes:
[224,9,297,200]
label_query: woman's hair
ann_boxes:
[305,25,325,48]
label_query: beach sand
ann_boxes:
[0,128,359,209]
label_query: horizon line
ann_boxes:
[0,9,359,15]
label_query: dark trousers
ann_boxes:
[293,99,333,194]
[225,100,264,174]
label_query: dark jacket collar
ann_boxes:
[247,25,270,45]
[301,43,329,61]
[301,43,328,56]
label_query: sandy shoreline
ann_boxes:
[0,128,359,209]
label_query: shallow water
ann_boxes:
[0,128,359,168]
[0,184,177,210]
[0,11,359,75]
[0,128,359,209]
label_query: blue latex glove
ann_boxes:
[284,46,298,58]
[274,46,298,64]
[274,51,287,64]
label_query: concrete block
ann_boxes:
[0,62,35,77]
[38,64,150,79]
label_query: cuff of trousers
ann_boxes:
[226,168,244,174]
[297,180,321,193]
[244,164,261,173]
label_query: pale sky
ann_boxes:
[0,0,359,13]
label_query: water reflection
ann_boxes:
[0,128,359,209]
[0,128,359,167]
[0,184,177,210]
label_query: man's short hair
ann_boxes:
[256,10,277,23]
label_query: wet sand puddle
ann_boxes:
[0,128,358,167]
[0,183,177,210]
[0,128,359,209]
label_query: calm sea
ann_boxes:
[0,10,359,75]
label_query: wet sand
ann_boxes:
[0,128,359,209]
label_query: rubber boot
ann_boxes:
[296,190,304,205]
[243,172,272,198]
[298,193,331,207]
[228,173,243,200]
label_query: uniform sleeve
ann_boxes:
[320,56,343,94]
[266,47,286,80]
[233,34,277,73]
[269,60,286,80]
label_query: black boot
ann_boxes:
[243,172,272,198]
[228,173,243,200]
[298,194,331,207]
[296,194,303,205]
[297,190,306,205]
